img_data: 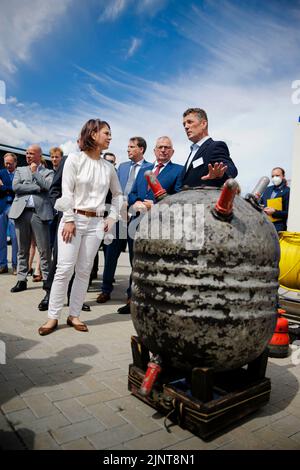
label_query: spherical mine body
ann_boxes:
[131,187,279,371]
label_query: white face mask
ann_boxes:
[272,176,282,186]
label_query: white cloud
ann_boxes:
[0,0,72,74]
[0,117,39,147]
[97,0,168,22]
[1,1,299,195]
[0,80,6,104]
[178,1,300,82]
[81,73,297,194]
[126,38,142,58]
[6,96,25,107]
[2,67,297,194]
[60,140,79,155]
[136,0,168,16]
[98,0,128,22]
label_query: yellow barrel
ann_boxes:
[279,231,300,291]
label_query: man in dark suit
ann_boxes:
[38,155,90,312]
[0,153,18,274]
[182,108,238,187]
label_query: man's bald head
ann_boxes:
[26,144,42,165]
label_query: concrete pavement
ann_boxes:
[1,250,300,450]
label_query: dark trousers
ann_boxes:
[100,221,128,296]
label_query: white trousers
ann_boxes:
[48,214,104,320]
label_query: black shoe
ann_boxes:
[117,303,131,314]
[11,280,27,293]
[67,299,91,311]
[82,303,91,312]
[38,292,50,311]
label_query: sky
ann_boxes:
[0,0,300,192]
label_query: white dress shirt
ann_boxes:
[55,152,123,222]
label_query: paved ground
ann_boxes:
[1,249,300,450]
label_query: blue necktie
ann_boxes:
[124,163,137,197]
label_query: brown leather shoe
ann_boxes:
[38,320,58,336]
[33,274,43,282]
[96,292,111,303]
[67,316,88,332]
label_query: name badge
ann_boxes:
[192,157,204,168]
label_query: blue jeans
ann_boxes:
[0,204,18,268]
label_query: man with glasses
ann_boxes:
[128,136,183,209]
[9,145,54,292]
[0,153,18,274]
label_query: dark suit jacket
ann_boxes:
[48,157,66,208]
[260,182,290,232]
[182,138,238,188]
[128,161,183,206]
[0,169,15,214]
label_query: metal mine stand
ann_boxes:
[128,336,271,440]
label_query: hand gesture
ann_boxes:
[30,162,38,173]
[201,162,227,180]
[104,216,115,233]
[263,207,275,216]
[143,199,154,211]
[132,201,147,213]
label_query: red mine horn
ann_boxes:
[212,178,239,221]
[144,170,167,201]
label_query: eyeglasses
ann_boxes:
[156,146,172,150]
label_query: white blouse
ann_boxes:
[55,152,123,222]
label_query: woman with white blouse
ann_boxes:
[38,119,123,335]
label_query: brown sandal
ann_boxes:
[67,316,88,332]
[38,320,58,336]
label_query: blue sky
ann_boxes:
[1,0,300,192]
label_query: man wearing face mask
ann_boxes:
[261,167,290,232]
